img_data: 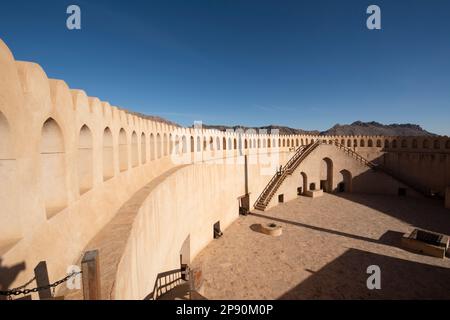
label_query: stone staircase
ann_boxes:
[254,140,433,211]
[254,140,321,211]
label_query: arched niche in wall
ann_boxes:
[103,127,114,181]
[183,136,188,153]
[173,135,179,154]
[433,140,440,149]
[131,131,138,167]
[156,133,162,159]
[78,125,93,195]
[163,133,168,156]
[169,134,173,155]
[0,111,21,243]
[141,133,147,164]
[190,136,194,153]
[150,133,155,160]
[401,139,407,148]
[376,139,381,147]
[196,136,201,152]
[119,128,128,172]
[40,118,67,219]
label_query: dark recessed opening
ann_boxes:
[320,180,326,191]
[338,182,345,192]
[239,194,250,215]
[297,187,302,195]
[278,194,284,203]
[309,183,316,191]
[213,221,223,239]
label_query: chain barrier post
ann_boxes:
[81,250,101,300]
[34,261,52,300]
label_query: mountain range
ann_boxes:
[199,121,437,136]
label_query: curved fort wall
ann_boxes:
[0,39,449,298]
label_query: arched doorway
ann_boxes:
[300,172,308,195]
[320,157,333,192]
[338,169,352,193]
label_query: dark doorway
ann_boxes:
[278,194,284,203]
[179,236,190,281]
[213,221,223,239]
[320,180,327,192]
[310,183,316,191]
[297,187,303,196]
[338,183,345,193]
[239,194,250,215]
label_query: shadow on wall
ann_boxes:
[144,269,183,300]
[372,151,446,198]
[334,193,450,236]
[0,258,26,300]
[277,248,450,300]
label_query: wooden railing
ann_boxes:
[332,141,431,197]
[254,139,434,211]
[254,140,321,210]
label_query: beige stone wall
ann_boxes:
[0,38,449,298]
[113,154,294,299]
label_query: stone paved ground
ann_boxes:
[191,193,450,299]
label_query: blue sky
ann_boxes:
[1,0,449,134]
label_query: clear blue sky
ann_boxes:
[1,0,449,134]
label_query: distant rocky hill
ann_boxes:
[201,121,436,136]
[321,121,436,136]
[122,111,436,136]
[126,110,181,127]
[201,124,319,136]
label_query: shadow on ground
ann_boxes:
[278,248,450,299]
[335,193,450,235]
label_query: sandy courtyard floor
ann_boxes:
[191,193,450,299]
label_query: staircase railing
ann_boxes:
[332,141,376,168]
[331,141,430,197]
[254,140,321,210]
[254,139,435,211]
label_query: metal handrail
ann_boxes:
[331,141,430,196]
[254,140,321,209]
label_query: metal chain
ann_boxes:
[0,271,82,297]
